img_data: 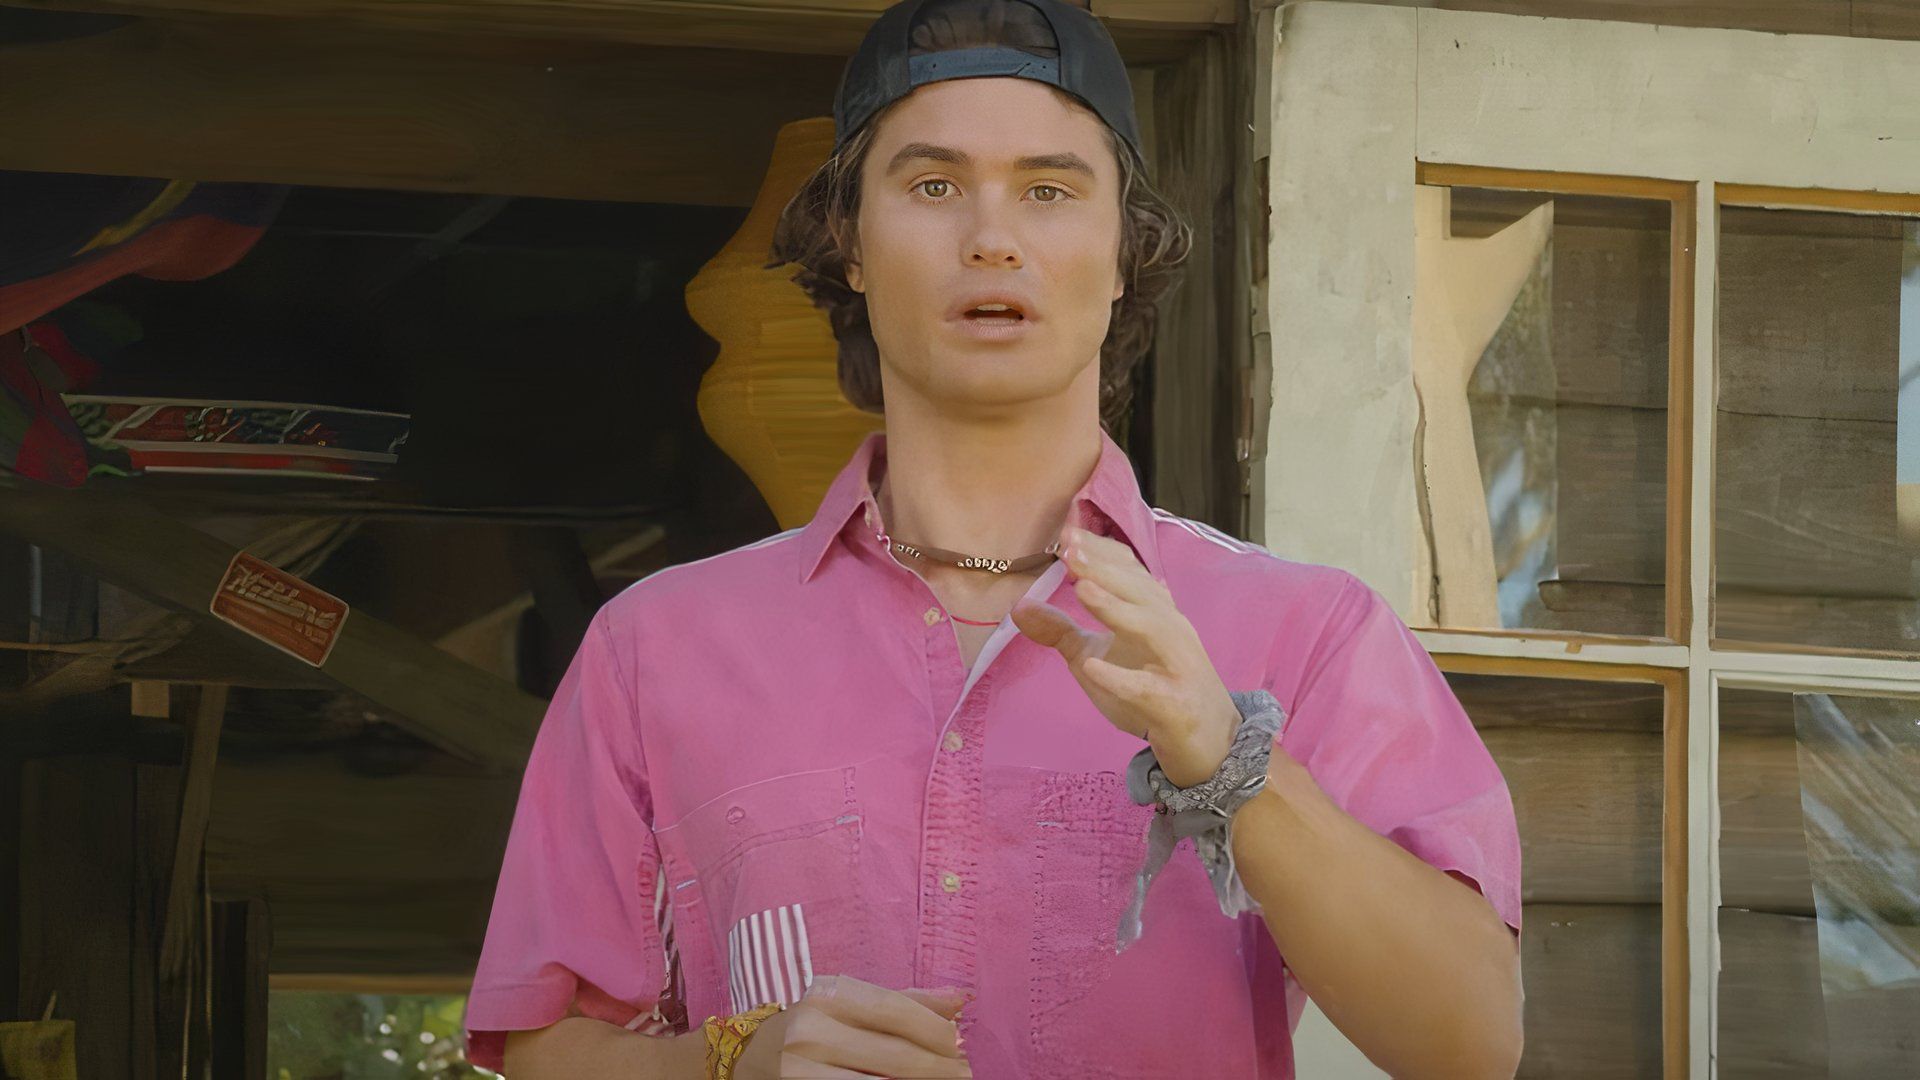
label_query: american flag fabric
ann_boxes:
[727,902,815,1013]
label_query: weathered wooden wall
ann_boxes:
[204,757,518,975]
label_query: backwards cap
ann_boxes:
[831,0,1145,168]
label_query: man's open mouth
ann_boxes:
[963,304,1025,321]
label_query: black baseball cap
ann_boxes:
[832,0,1145,168]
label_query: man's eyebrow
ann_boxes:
[883,142,1096,179]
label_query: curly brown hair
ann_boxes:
[765,0,1193,433]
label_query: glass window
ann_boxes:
[1445,671,1667,1075]
[1716,687,1920,1075]
[1716,206,1920,654]
[1416,185,1674,638]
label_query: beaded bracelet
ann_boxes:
[702,1001,785,1080]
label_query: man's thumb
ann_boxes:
[1010,599,1078,649]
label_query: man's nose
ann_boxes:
[964,206,1023,267]
[967,242,1022,267]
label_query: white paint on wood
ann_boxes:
[1414,8,1920,190]
[1412,628,1690,668]
[1263,6,1920,1077]
[1264,1,1421,611]
[1689,187,1722,1080]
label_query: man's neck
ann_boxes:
[872,412,1102,565]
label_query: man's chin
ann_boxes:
[926,374,1081,414]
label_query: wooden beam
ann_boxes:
[0,18,848,206]
[0,476,673,522]
[1854,0,1920,39]
[129,680,172,718]
[0,489,544,770]
[4,0,1230,56]
[1339,0,1857,40]
[113,624,338,691]
[1330,0,1920,46]
[2,520,356,709]
[508,526,604,696]
[160,685,227,980]
[99,522,665,691]
[132,761,194,1080]
[1659,655,1688,1080]
[268,973,476,993]
[1417,161,1695,202]
[1718,181,1920,215]
[0,7,1208,204]
[0,614,196,716]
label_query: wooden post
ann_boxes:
[19,756,137,1079]
[209,898,270,1080]
[160,685,226,980]
[133,685,228,1080]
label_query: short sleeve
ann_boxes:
[462,612,680,1073]
[1272,572,1523,935]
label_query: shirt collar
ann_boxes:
[796,426,1164,585]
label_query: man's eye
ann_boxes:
[913,180,1072,202]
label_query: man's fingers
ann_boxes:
[897,987,967,1020]
[788,1011,971,1078]
[1009,599,1085,650]
[1072,575,1155,637]
[1062,527,1164,605]
[805,976,965,1059]
[1082,654,1164,704]
[776,1057,878,1079]
[1016,606,1120,673]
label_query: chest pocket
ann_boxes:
[656,766,865,1016]
[1028,770,1152,1037]
[1025,768,1246,1078]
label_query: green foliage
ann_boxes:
[267,992,498,1079]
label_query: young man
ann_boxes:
[463,0,1524,1076]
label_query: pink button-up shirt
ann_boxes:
[463,427,1522,1077]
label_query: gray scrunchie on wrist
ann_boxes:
[1114,689,1288,953]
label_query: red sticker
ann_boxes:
[209,550,349,667]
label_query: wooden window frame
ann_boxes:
[1406,165,1920,1078]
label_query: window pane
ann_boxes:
[1717,688,1920,1075]
[1445,672,1665,1075]
[1716,206,1920,653]
[1417,186,1671,638]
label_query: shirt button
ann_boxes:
[942,730,964,752]
[924,606,943,626]
[941,871,963,893]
